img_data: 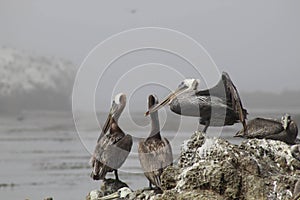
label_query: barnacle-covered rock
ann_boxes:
[87,131,300,200]
[86,178,128,200]
[160,131,300,200]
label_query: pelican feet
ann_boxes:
[101,178,129,196]
[90,172,101,180]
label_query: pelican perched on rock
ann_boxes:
[235,114,298,145]
[90,93,133,181]
[145,72,247,132]
[139,95,173,189]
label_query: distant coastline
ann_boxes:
[241,90,300,110]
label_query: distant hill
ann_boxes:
[0,47,76,113]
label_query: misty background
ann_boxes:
[1,1,300,199]
[0,0,300,114]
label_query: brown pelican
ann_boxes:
[145,72,247,132]
[90,93,133,181]
[138,95,173,189]
[235,114,298,145]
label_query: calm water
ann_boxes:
[0,110,299,199]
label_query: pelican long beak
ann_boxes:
[102,101,118,133]
[110,101,118,116]
[98,191,119,200]
[145,86,187,116]
[102,113,112,134]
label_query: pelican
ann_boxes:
[90,93,133,181]
[145,72,247,132]
[235,114,298,145]
[138,95,173,189]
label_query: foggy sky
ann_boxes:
[1,0,300,94]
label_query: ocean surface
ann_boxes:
[0,109,299,199]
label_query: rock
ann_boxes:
[86,190,103,200]
[160,165,180,190]
[86,178,128,200]
[292,179,300,200]
[156,189,223,200]
[160,131,300,200]
[291,144,300,161]
[87,131,300,200]
[100,178,129,196]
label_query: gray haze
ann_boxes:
[1,1,300,111]
[1,2,300,199]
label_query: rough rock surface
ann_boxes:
[87,131,300,200]
[86,178,129,200]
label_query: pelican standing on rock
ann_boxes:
[145,72,247,133]
[139,95,173,189]
[90,93,133,181]
[235,114,298,145]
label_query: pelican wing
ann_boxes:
[95,130,125,162]
[97,112,112,142]
[235,118,283,138]
[197,74,227,99]
[223,72,248,130]
[197,72,248,129]
[159,138,173,169]
[102,134,133,170]
[138,137,173,188]
[91,130,131,179]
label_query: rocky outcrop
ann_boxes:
[158,132,300,200]
[87,131,300,200]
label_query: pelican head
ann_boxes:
[110,93,126,115]
[281,113,291,130]
[148,94,159,109]
[101,93,126,134]
[98,187,132,200]
[145,79,199,116]
[178,79,199,91]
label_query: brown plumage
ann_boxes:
[138,95,173,189]
[197,72,248,132]
[145,72,248,133]
[235,114,298,145]
[90,93,133,181]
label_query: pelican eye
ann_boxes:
[178,82,184,88]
